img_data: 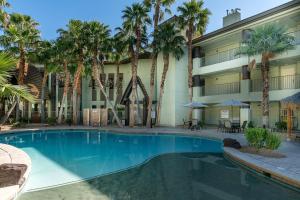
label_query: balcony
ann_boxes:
[251,75,300,92]
[203,82,240,96]
[199,47,240,67]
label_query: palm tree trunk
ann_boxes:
[115,62,122,105]
[16,47,26,122]
[92,57,123,128]
[41,69,48,123]
[187,24,193,121]
[0,101,17,125]
[129,46,137,127]
[58,61,70,124]
[76,77,81,124]
[72,53,84,125]
[18,48,26,85]
[147,0,161,128]
[261,54,270,128]
[156,53,169,126]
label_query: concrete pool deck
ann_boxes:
[0,125,300,190]
[0,144,31,200]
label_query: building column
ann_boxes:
[192,75,205,121]
[192,46,204,68]
[240,65,251,125]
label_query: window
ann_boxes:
[108,73,114,101]
[91,79,97,101]
[100,74,106,101]
[116,73,124,102]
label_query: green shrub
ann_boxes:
[247,121,255,128]
[12,122,26,128]
[275,121,287,131]
[245,128,268,149]
[266,133,281,150]
[47,117,57,126]
[198,120,205,128]
[66,118,72,126]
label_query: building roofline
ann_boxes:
[193,0,300,44]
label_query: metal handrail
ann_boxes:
[204,82,240,96]
[199,30,300,67]
[251,74,300,92]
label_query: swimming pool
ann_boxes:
[0,130,222,191]
[1,130,300,200]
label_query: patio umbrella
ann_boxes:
[215,100,249,121]
[183,102,208,108]
[281,92,300,140]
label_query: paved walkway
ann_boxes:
[1,125,300,188]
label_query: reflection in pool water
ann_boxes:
[0,130,222,191]
[19,153,300,200]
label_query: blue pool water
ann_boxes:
[0,130,222,191]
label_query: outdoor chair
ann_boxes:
[239,121,248,132]
[218,120,225,132]
[224,121,233,133]
[183,119,192,129]
[190,119,201,131]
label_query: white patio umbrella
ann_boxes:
[215,100,249,121]
[184,102,208,108]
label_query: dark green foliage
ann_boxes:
[66,118,72,126]
[47,117,56,126]
[275,121,287,131]
[245,128,281,150]
[247,121,255,128]
[245,128,268,149]
[265,133,281,150]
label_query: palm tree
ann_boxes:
[0,53,35,125]
[111,35,126,106]
[0,0,10,28]
[0,13,41,85]
[154,23,185,125]
[177,0,210,120]
[239,24,295,128]
[31,40,57,123]
[58,20,87,125]
[54,34,73,124]
[143,0,175,128]
[85,21,123,127]
[122,3,151,127]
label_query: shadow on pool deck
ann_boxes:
[18,152,300,200]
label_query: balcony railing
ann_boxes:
[200,47,240,67]
[198,30,300,68]
[251,74,300,92]
[204,82,240,96]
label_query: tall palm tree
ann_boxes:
[0,0,10,28]
[31,40,57,123]
[111,35,126,106]
[122,3,151,127]
[0,13,41,85]
[143,0,175,128]
[177,0,210,120]
[154,22,185,125]
[85,21,123,127]
[0,53,35,125]
[239,24,295,128]
[58,20,87,125]
[54,34,73,124]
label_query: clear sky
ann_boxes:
[8,0,291,40]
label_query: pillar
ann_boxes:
[192,75,205,121]
[240,65,251,126]
[193,46,205,68]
